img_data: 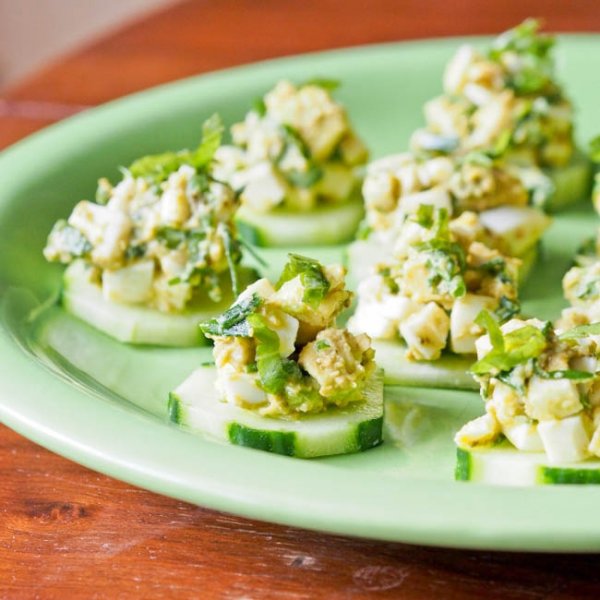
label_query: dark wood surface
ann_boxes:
[2,1,600,597]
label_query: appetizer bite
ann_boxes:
[456,315,600,485]
[347,151,550,284]
[214,80,369,246]
[348,205,522,388]
[44,116,256,346]
[168,254,384,458]
[411,19,591,211]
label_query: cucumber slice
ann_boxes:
[545,152,592,212]
[456,444,600,486]
[169,366,384,458]
[345,237,539,289]
[62,260,256,347]
[372,340,477,390]
[236,196,364,247]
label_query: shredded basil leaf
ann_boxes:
[248,313,301,394]
[200,293,262,337]
[471,311,548,376]
[128,114,223,184]
[276,254,330,308]
[559,322,600,341]
[300,78,341,92]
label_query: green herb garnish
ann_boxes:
[276,253,330,308]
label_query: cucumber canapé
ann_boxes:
[213,79,368,247]
[169,254,384,457]
[455,317,600,485]
[43,115,259,346]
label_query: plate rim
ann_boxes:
[2,33,600,553]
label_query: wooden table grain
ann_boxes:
[2,1,600,597]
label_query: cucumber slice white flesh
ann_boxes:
[235,196,364,247]
[545,152,592,212]
[169,366,384,458]
[456,444,600,486]
[372,340,477,390]
[62,261,256,347]
[345,237,538,289]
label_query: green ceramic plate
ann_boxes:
[1,35,599,552]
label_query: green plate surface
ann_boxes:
[1,35,599,552]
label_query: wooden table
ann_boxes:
[2,1,600,597]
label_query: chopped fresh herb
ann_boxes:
[575,277,600,301]
[414,204,435,229]
[252,97,267,117]
[489,129,512,158]
[201,293,262,337]
[471,311,548,376]
[495,296,520,322]
[50,220,92,258]
[300,78,341,92]
[128,114,223,184]
[193,113,224,169]
[124,244,146,260]
[536,367,595,381]
[276,254,330,308]
[222,225,241,297]
[95,179,112,205]
[489,19,556,95]
[248,313,301,394]
[315,339,331,351]
[559,322,600,341]
[414,237,466,298]
[576,236,598,259]
[284,164,323,188]
[156,227,189,249]
[280,124,312,159]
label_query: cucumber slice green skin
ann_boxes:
[168,366,384,458]
[235,196,364,247]
[544,153,592,213]
[456,444,600,486]
[62,260,257,347]
[372,340,477,390]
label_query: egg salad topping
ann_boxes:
[201,254,376,417]
[361,150,553,237]
[411,19,575,169]
[213,80,368,213]
[349,205,521,360]
[456,316,600,464]
[44,116,245,312]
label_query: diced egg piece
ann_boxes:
[450,294,496,354]
[454,412,500,448]
[479,206,550,257]
[525,377,582,421]
[216,367,267,406]
[266,308,299,358]
[399,302,450,360]
[348,304,396,339]
[538,415,591,464]
[235,162,287,212]
[236,278,276,304]
[399,187,453,216]
[503,418,545,452]
[102,260,154,304]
